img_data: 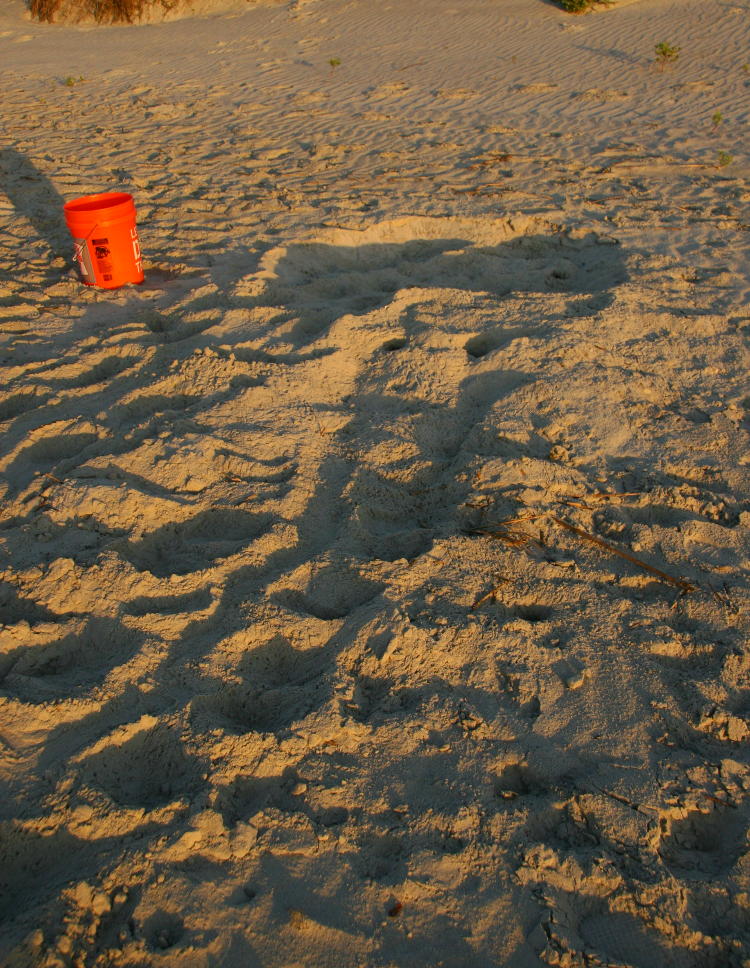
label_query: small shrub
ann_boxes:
[558,0,612,11]
[655,42,681,68]
[328,57,341,70]
[717,151,733,168]
[29,0,62,19]
[30,0,177,23]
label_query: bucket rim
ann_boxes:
[64,191,135,216]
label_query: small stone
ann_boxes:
[291,781,308,796]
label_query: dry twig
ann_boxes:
[701,791,736,809]
[471,508,695,594]
[549,515,694,593]
[471,578,509,610]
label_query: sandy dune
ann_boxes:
[1,0,749,965]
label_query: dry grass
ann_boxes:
[29,0,177,23]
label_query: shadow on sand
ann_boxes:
[0,148,70,266]
[231,228,627,348]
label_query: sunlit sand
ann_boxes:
[1,0,749,964]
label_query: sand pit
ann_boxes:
[1,0,749,964]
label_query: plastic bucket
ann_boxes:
[64,191,144,289]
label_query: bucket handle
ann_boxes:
[80,221,100,242]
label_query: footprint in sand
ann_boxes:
[80,720,204,810]
[116,508,275,578]
[272,560,385,620]
[232,216,626,346]
[4,617,146,702]
[658,801,749,875]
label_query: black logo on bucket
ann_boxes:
[73,238,95,282]
[91,236,113,277]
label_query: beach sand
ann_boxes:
[1,0,749,964]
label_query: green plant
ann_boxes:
[558,0,612,11]
[711,110,723,131]
[328,57,341,70]
[655,42,681,68]
[717,151,733,168]
[64,75,85,86]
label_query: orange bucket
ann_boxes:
[64,191,144,289]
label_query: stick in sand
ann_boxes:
[548,516,695,593]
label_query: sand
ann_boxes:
[1,0,749,965]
